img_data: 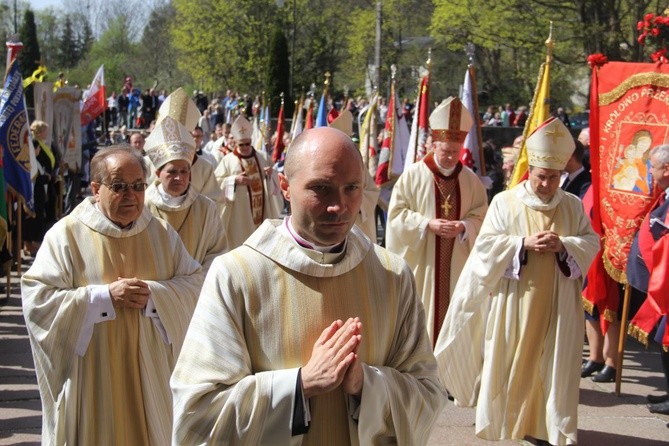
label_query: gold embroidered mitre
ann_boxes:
[144,115,196,168]
[525,117,574,170]
[156,87,201,131]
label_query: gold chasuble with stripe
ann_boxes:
[435,183,599,445]
[386,155,488,345]
[172,220,446,445]
[145,183,227,275]
[21,198,202,445]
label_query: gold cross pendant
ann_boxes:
[441,194,452,216]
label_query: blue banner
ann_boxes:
[316,93,328,128]
[0,60,33,211]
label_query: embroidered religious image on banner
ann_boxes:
[591,62,669,282]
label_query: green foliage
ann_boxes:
[266,26,291,115]
[171,0,239,93]
[58,16,78,68]
[17,9,40,76]
[430,0,655,109]
[68,15,139,92]
[17,9,40,105]
[138,3,190,92]
[4,0,665,116]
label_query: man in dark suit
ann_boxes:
[627,144,669,414]
[562,140,591,199]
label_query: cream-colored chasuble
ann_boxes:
[172,220,446,445]
[434,183,599,445]
[145,183,227,274]
[22,198,202,445]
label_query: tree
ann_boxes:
[17,9,40,77]
[58,16,78,68]
[265,26,291,115]
[138,2,190,92]
[430,0,656,110]
[76,16,95,61]
[68,15,139,92]
[17,9,40,106]
[34,9,61,70]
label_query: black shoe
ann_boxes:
[592,365,617,382]
[648,393,669,404]
[648,400,669,415]
[581,360,605,377]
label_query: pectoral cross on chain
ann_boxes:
[441,194,452,216]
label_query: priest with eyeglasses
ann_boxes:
[21,144,203,445]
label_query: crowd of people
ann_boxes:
[16,84,669,446]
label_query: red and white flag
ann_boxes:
[405,74,429,170]
[375,84,410,187]
[80,65,106,126]
[460,67,484,175]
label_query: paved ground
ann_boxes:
[1,259,668,445]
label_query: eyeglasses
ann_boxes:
[101,182,148,193]
[238,142,251,147]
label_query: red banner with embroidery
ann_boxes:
[589,61,669,283]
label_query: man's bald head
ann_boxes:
[284,127,363,180]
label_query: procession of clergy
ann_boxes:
[21,85,612,445]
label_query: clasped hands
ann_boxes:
[428,218,464,239]
[301,317,363,400]
[524,230,564,254]
[108,277,150,309]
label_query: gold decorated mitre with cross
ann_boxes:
[525,116,574,170]
[429,96,473,144]
[231,115,253,142]
[144,115,196,169]
[156,87,201,131]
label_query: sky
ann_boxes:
[28,0,62,10]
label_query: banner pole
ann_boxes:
[615,283,632,395]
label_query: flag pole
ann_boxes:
[16,200,22,276]
[615,283,633,395]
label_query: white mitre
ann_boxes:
[144,115,196,168]
[156,87,201,131]
[525,117,575,170]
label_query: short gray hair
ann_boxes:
[91,144,148,183]
[650,144,669,166]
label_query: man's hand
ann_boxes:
[428,219,464,239]
[524,230,564,253]
[301,318,362,400]
[263,166,273,177]
[342,353,364,397]
[109,278,150,309]
[235,172,249,186]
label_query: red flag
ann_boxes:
[80,65,106,126]
[327,107,339,124]
[629,235,669,348]
[305,98,314,130]
[272,101,285,163]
